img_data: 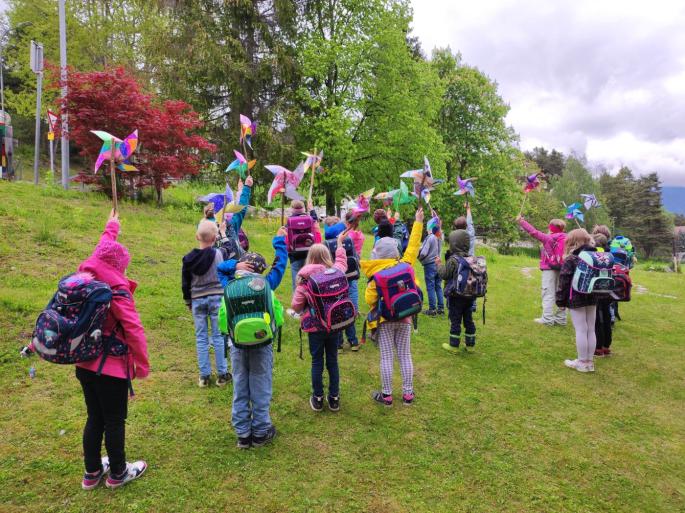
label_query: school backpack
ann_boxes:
[217,223,245,261]
[373,262,422,321]
[571,251,615,294]
[300,268,356,333]
[219,289,284,350]
[543,235,564,270]
[609,263,632,302]
[325,237,360,281]
[444,256,488,298]
[610,237,634,268]
[286,215,315,254]
[223,273,279,347]
[31,272,128,365]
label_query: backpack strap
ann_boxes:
[482,296,486,325]
[277,328,282,353]
[298,328,304,360]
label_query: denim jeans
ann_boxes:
[230,344,273,438]
[290,258,305,292]
[423,262,444,311]
[308,331,340,398]
[192,294,227,376]
[343,279,359,346]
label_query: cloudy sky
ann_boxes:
[411,0,685,186]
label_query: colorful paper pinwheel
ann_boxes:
[346,188,375,216]
[265,162,306,204]
[524,173,541,193]
[302,150,324,173]
[454,176,476,197]
[374,188,399,207]
[400,156,443,203]
[427,212,441,234]
[91,130,139,173]
[580,193,600,210]
[198,183,233,214]
[565,202,585,223]
[240,114,257,149]
[225,150,256,179]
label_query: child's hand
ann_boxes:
[236,261,254,273]
[277,226,287,237]
[108,209,119,222]
[515,214,522,222]
[415,208,424,223]
[434,256,441,265]
[393,211,401,220]
[245,176,253,187]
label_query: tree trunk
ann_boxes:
[325,187,335,216]
[156,184,163,206]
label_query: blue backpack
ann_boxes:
[572,251,614,294]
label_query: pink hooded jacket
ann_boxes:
[518,218,566,271]
[347,229,365,255]
[290,245,347,313]
[74,219,150,380]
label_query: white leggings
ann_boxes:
[570,306,597,361]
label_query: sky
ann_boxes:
[411,0,685,186]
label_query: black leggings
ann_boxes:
[447,296,476,345]
[595,301,613,349]
[76,367,128,475]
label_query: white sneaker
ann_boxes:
[564,359,593,372]
[534,318,553,326]
[287,308,301,319]
[82,456,110,490]
[105,460,148,489]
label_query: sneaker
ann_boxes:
[371,391,392,407]
[422,309,437,317]
[105,461,147,489]
[252,425,277,447]
[534,318,553,326]
[594,349,604,357]
[564,359,593,373]
[287,308,301,320]
[437,308,445,315]
[82,457,110,490]
[327,396,340,412]
[585,361,595,372]
[216,373,232,386]
[402,393,415,405]
[442,343,460,354]
[198,375,210,388]
[236,435,252,449]
[310,395,324,412]
[603,348,612,357]
[350,344,360,352]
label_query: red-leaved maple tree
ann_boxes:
[53,67,215,202]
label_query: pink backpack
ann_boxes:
[300,268,356,333]
[544,235,565,270]
[286,215,315,254]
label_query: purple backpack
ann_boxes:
[300,268,356,333]
[31,273,127,365]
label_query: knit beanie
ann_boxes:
[94,239,131,273]
[372,237,400,259]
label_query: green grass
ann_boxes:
[0,181,683,513]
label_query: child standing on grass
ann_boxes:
[592,226,613,357]
[76,210,150,490]
[217,227,287,449]
[291,231,349,412]
[419,218,444,316]
[517,215,567,326]
[182,220,229,388]
[286,199,322,294]
[556,229,598,373]
[361,208,424,407]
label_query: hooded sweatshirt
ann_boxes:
[556,244,599,309]
[518,218,566,271]
[438,229,470,281]
[181,247,224,305]
[290,245,347,315]
[75,219,149,381]
[419,232,442,265]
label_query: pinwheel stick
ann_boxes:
[281,170,286,226]
[518,193,528,217]
[109,137,118,213]
[308,148,316,204]
[242,138,250,177]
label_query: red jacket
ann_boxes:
[75,220,150,380]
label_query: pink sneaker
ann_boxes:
[82,457,109,490]
[105,461,148,489]
[402,393,415,405]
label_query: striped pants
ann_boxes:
[378,321,414,396]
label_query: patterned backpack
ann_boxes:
[609,263,632,302]
[301,268,356,333]
[223,273,278,347]
[444,256,488,298]
[373,263,423,321]
[572,251,614,294]
[217,224,245,261]
[286,215,315,254]
[325,237,360,281]
[31,272,127,364]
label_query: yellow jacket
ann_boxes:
[360,221,423,327]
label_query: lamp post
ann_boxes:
[58,0,69,189]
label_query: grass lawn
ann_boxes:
[0,181,683,513]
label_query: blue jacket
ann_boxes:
[217,235,287,290]
[324,221,346,240]
[231,184,251,234]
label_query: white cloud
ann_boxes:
[410,0,685,185]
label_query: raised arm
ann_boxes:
[466,206,476,256]
[231,177,253,231]
[401,209,425,265]
[518,217,552,245]
[266,234,288,290]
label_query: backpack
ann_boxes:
[217,223,244,261]
[325,237,360,281]
[444,256,488,298]
[300,268,356,333]
[609,263,632,302]
[238,228,249,252]
[393,222,409,255]
[610,237,634,268]
[544,236,564,270]
[31,272,128,365]
[286,215,315,254]
[571,251,615,294]
[223,274,278,346]
[373,262,422,321]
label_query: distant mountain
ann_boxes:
[663,186,685,215]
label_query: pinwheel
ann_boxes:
[266,162,306,224]
[580,193,600,210]
[400,156,443,204]
[565,202,584,226]
[517,172,543,216]
[225,150,256,180]
[91,129,139,211]
[198,183,233,215]
[345,188,375,216]
[302,149,324,202]
[374,188,399,207]
[240,114,257,149]
[454,176,476,197]
[427,211,441,234]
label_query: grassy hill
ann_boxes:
[0,181,683,513]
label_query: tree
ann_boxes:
[550,156,609,229]
[54,67,215,204]
[524,147,566,177]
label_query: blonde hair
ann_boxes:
[592,224,611,238]
[291,199,305,210]
[549,218,566,231]
[203,203,215,217]
[197,219,218,243]
[324,216,340,227]
[305,243,334,268]
[564,228,593,256]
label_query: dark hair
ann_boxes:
[345,211,359,227]
[377,220,393,238]
[453,216,467,230]
[373,209,388,224]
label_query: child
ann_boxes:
[286,199,321,293]
[438,218,476,351]
[202,203,216,224]
[76,210,149,490]
[182,220,229,388]
[555,229,598,372]
[592,226,613,356]
[419,217,444,316]
[361,208,424,407]
[324,211,365,351]
[517,215,567,326]
[291,231,349,412]
[216,176,253,260]
[217,227,288,448]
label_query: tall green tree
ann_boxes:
[524,147,566,177]
[550,156,609,229]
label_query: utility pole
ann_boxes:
[58,0,69,189]
[31,41,44,185]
